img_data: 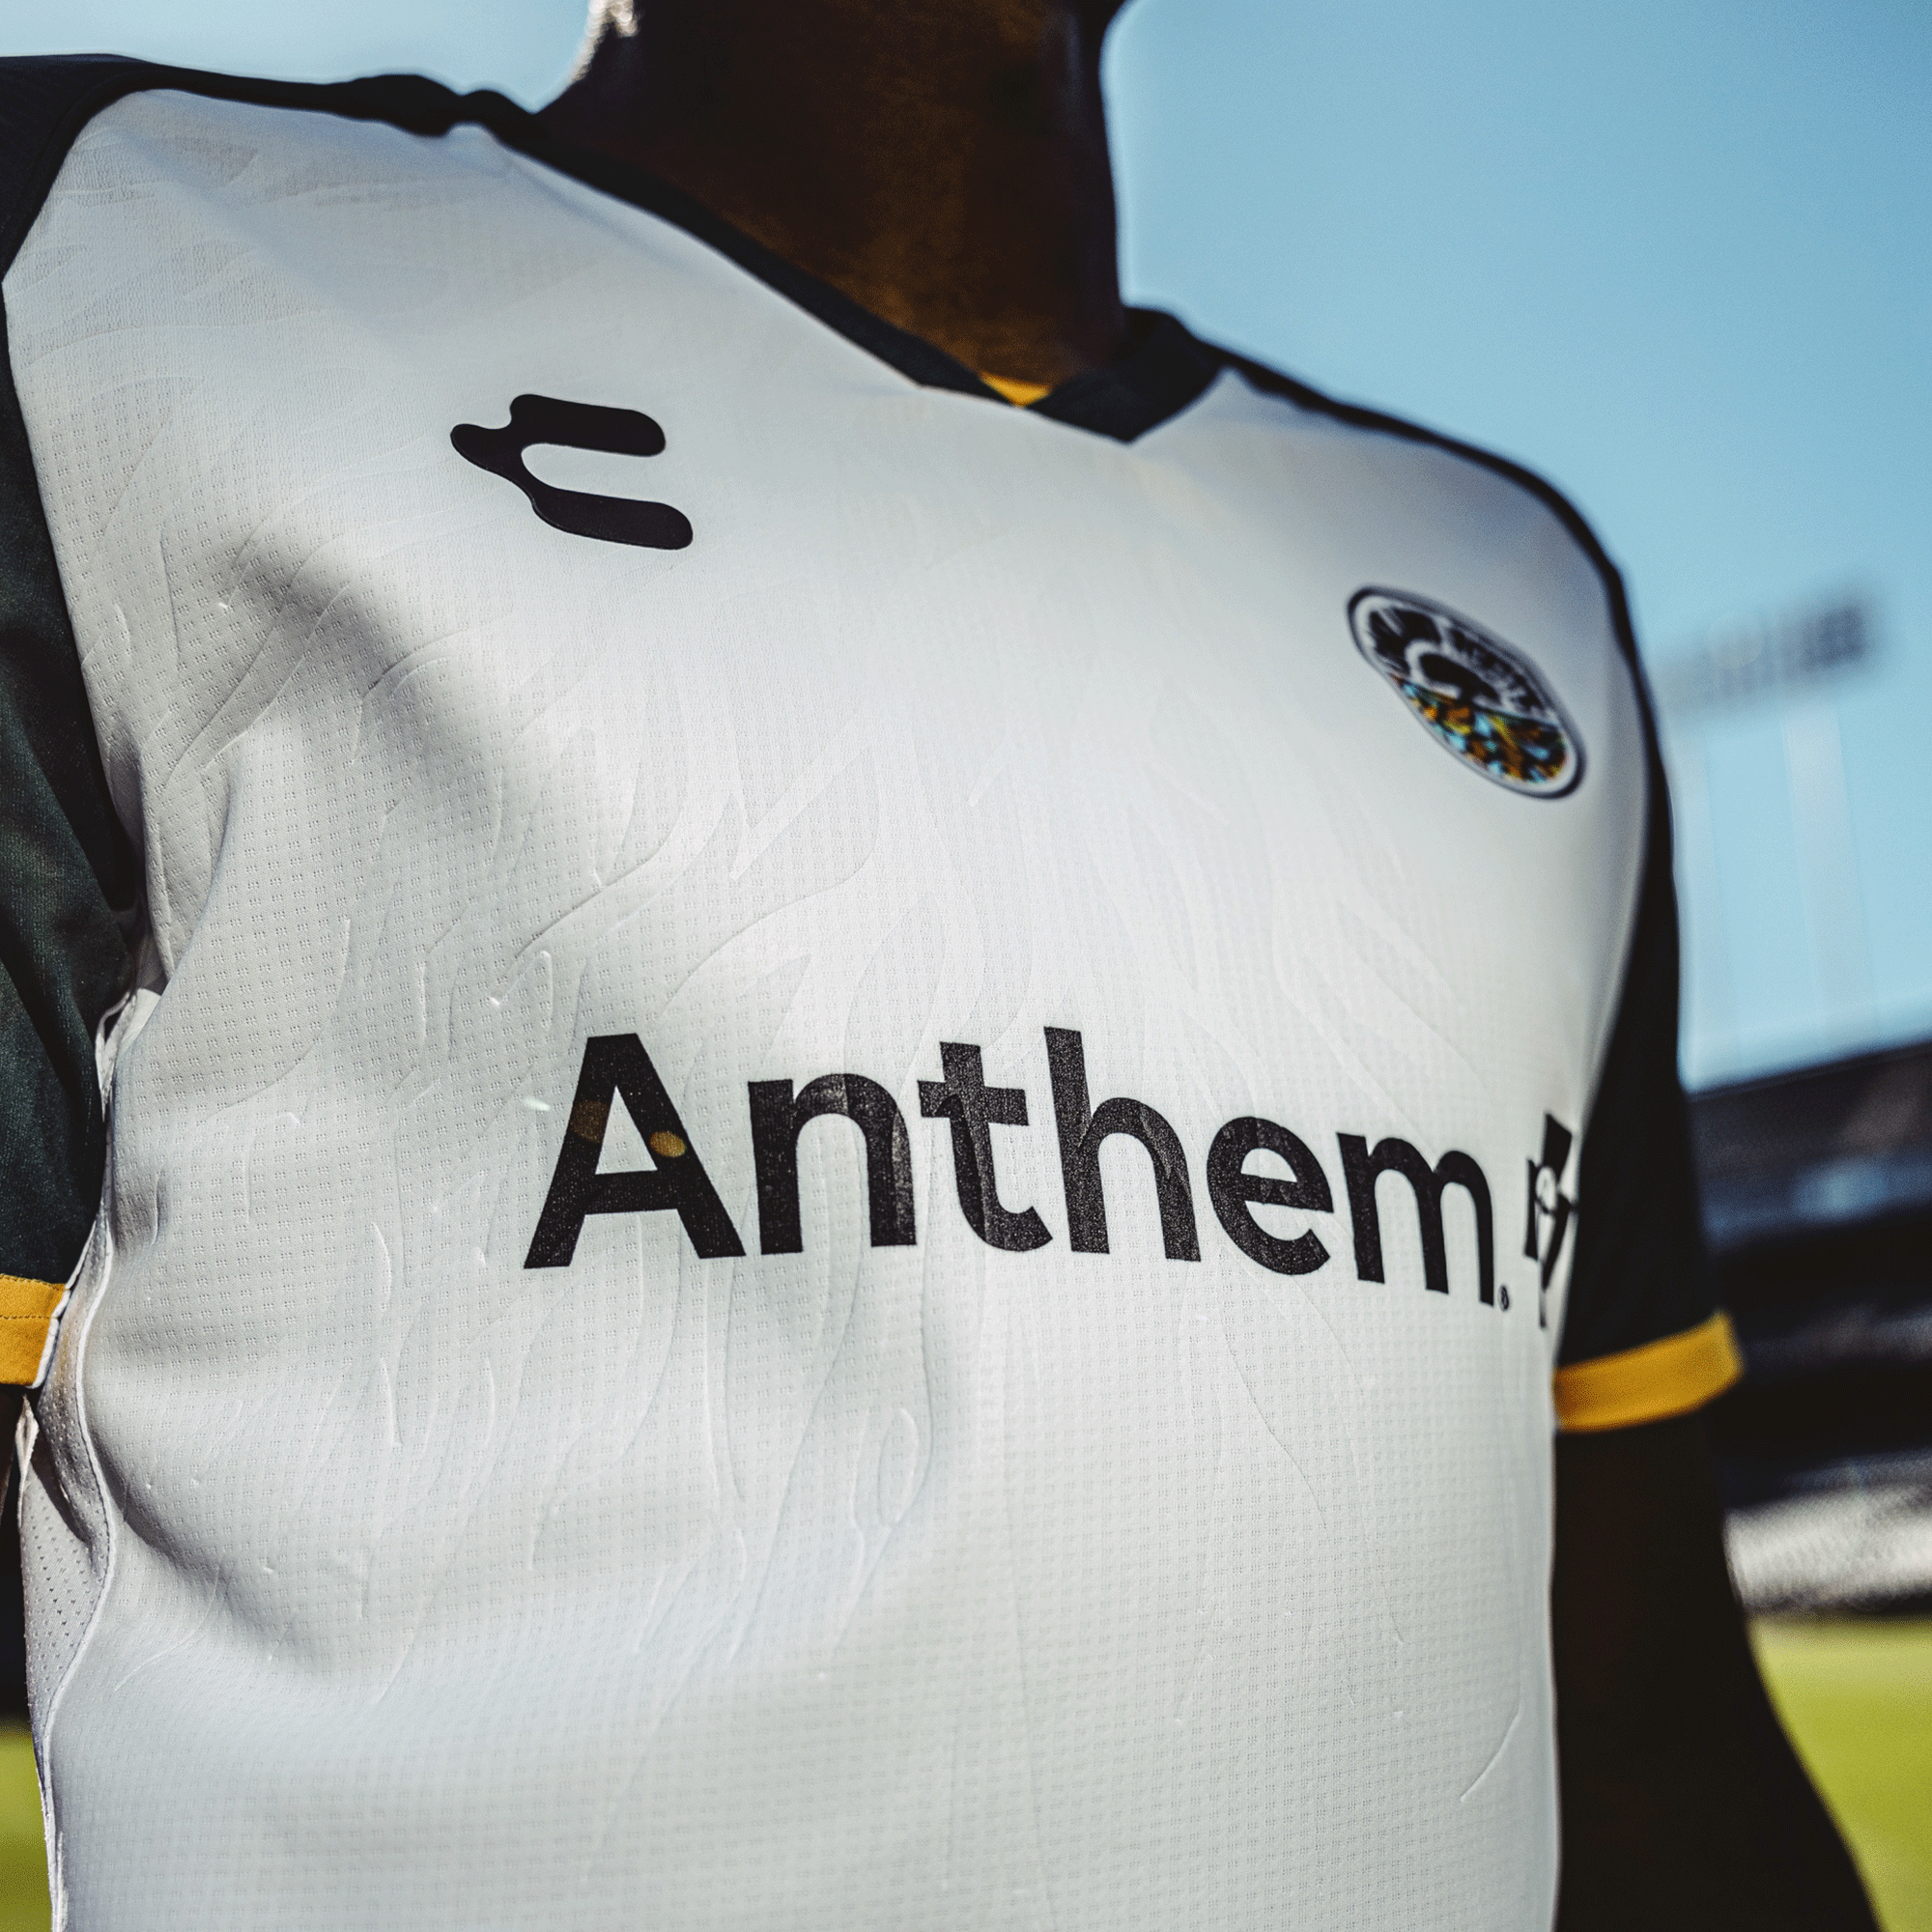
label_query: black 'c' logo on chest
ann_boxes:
[451,394,694,550]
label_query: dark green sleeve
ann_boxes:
[0,293,138,1290]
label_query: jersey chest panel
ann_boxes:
[5,92,1645,1931]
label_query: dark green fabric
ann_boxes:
[0,291,137,1286]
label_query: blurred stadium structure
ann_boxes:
[1658,590,1932,1613]
[1662,592,1880,1080]
[1708,1043,1932,1615]
[1703,1038,1932,1614]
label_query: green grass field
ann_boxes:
[0,1622,1917,1928]
[1757,1618,1932,1932]
[0,1732,42,1932]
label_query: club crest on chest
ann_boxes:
[1350,587,1584,798]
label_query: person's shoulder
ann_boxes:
[1186,334,1641,667]
[0,56,495,279]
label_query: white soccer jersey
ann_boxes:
[0,58,1738,1931]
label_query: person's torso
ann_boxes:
[8,85,1643,1930]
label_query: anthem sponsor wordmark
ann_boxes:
[527,1029,1572,1305]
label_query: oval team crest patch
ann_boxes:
[1349,587,1584,798]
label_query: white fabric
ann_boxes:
[7,90,1647,1929]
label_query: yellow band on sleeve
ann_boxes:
[1553,1311,1744,1433]
[0,1273,68,1387]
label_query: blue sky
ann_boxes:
[12,0,1931,1085]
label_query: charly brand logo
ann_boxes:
[525,1026,1576,1320]
[451,394,694,550]
[1350,587,1583,797]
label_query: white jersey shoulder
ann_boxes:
[7,84,1647,1931]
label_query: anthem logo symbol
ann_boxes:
[1523,1112,1578,1326]
[1350,587,1583,797]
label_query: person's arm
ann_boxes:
[1547,603,1872,1926]
[1552,1411,1875,1930]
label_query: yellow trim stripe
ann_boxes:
[980,373,1053,409]
[0,1273,67,1389]
[1553,1311,1744,1433]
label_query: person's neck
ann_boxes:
[540,1,1128,387]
